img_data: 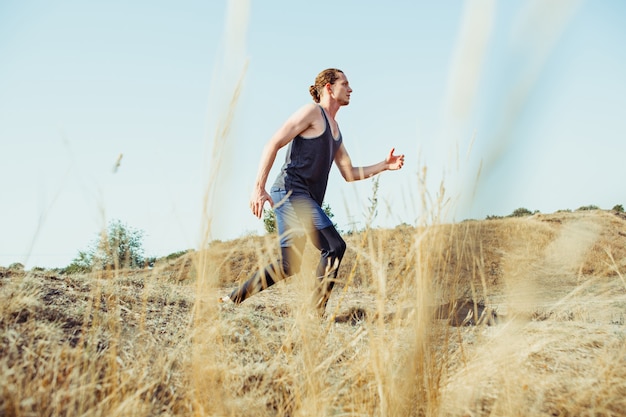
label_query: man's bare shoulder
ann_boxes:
[284,103,322,129]
[291,103,320,119]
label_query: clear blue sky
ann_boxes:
[1,0,625,268]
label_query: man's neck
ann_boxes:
[320,101,340,120]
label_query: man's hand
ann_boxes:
[250,188,273,219]
[386,148,405,171]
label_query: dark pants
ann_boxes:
[229,189,346,314]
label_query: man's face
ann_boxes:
[329,73,352,106]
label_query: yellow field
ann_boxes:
[2,209,626,416]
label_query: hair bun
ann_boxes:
[309,85,320,103]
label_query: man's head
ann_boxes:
[309,68,352,105]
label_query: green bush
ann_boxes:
[163,249,193,261]
[612,204,624,213]
[323,203,337,230]
[485,215,504,220]
[577,205,600,211]
[8,262,24,271]
[510,208,534,217]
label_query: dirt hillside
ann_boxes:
[1,209,625,416]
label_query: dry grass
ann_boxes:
[2,209,626,416]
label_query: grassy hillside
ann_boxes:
[1,210,625,416]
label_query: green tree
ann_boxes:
[612,204,624,213]
[64,250,92,274]
[66,220,146,272]
[263,208,277,234]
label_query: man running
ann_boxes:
[220,68,405,315]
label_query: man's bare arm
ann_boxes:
[249,104,320,218]
[334,145,405,182]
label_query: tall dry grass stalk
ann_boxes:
[189,0,250,414]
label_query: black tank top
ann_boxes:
[273,106,343,206]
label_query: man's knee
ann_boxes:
[328,234,346,260]
[281,257,301,276]
[335,237,346,259]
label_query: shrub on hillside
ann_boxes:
[8,263,24,272]
[163,249,193,262]
[577,205,600,211]
[612,204,624,213]
[486,207,539,220]
[510,208,536,217]
[485,214,504,220]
